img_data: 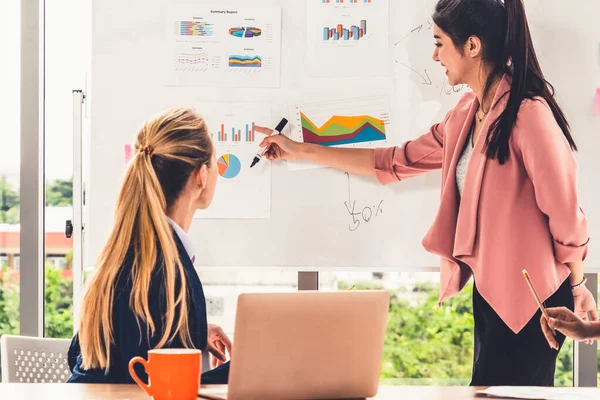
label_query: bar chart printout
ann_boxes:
[323,20,366,40]
[212,122,257,143]
[194,102,272,219]
[307,0,388,77]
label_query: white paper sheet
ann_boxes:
[167,5,281,87]
[477,386,600,400]
[286,95,391,171]
[194,102,272,219]
[198,387,228,400]
[306,0,389,78]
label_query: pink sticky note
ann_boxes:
[124,144,133,164]
[595,88,600,115]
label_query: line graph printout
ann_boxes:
[194,102,272,219]
[168,5,281,87]
[287,95,391,171]
[306,0,389,78]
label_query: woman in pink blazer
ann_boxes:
[256,0,596,387]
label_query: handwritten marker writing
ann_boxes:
[249,118,288,168]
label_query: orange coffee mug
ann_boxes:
[129,349,202,400]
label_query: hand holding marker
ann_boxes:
[249,118,288,168]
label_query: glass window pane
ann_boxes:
[44,0,90,338]
[82,268,298,364]
[0,0,21,382]
[320,271,573,386]
[197,270,298,339]
[555,340,573,387]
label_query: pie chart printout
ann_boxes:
[218,153,242,179]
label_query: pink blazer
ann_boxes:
[374,75,589,333]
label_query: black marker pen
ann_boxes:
[249,118,288,168]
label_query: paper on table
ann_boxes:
[477,386,599,400]
[198,387,228,400]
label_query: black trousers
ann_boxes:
[470,279,574,386]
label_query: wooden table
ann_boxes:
[0,384,598,399]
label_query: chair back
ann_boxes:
[1,334,71,383]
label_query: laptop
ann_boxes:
[199,290,390,400]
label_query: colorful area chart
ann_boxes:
[300,112,386,146]
[229,27,262,38]
[228,55,262,68]
[217,154,242,179]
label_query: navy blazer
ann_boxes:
[67,231,229,384]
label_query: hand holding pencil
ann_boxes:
[541,307,598,347]
[524,269,599,348]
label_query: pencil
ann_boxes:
[522,269,550,321]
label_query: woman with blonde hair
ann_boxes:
[67,108,231,384]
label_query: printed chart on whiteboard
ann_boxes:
[287,95,391,171]
[194,102,272,219]
[306,0,389,78]
[167,5,282,87]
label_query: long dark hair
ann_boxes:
[432,0,576,164]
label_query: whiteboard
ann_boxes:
[87,0,600,270]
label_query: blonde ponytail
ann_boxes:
[78,108,212,371]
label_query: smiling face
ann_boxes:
[432,24,482,87]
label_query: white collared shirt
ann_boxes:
[167,217,195,264]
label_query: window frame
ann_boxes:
[19,0,44,338]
